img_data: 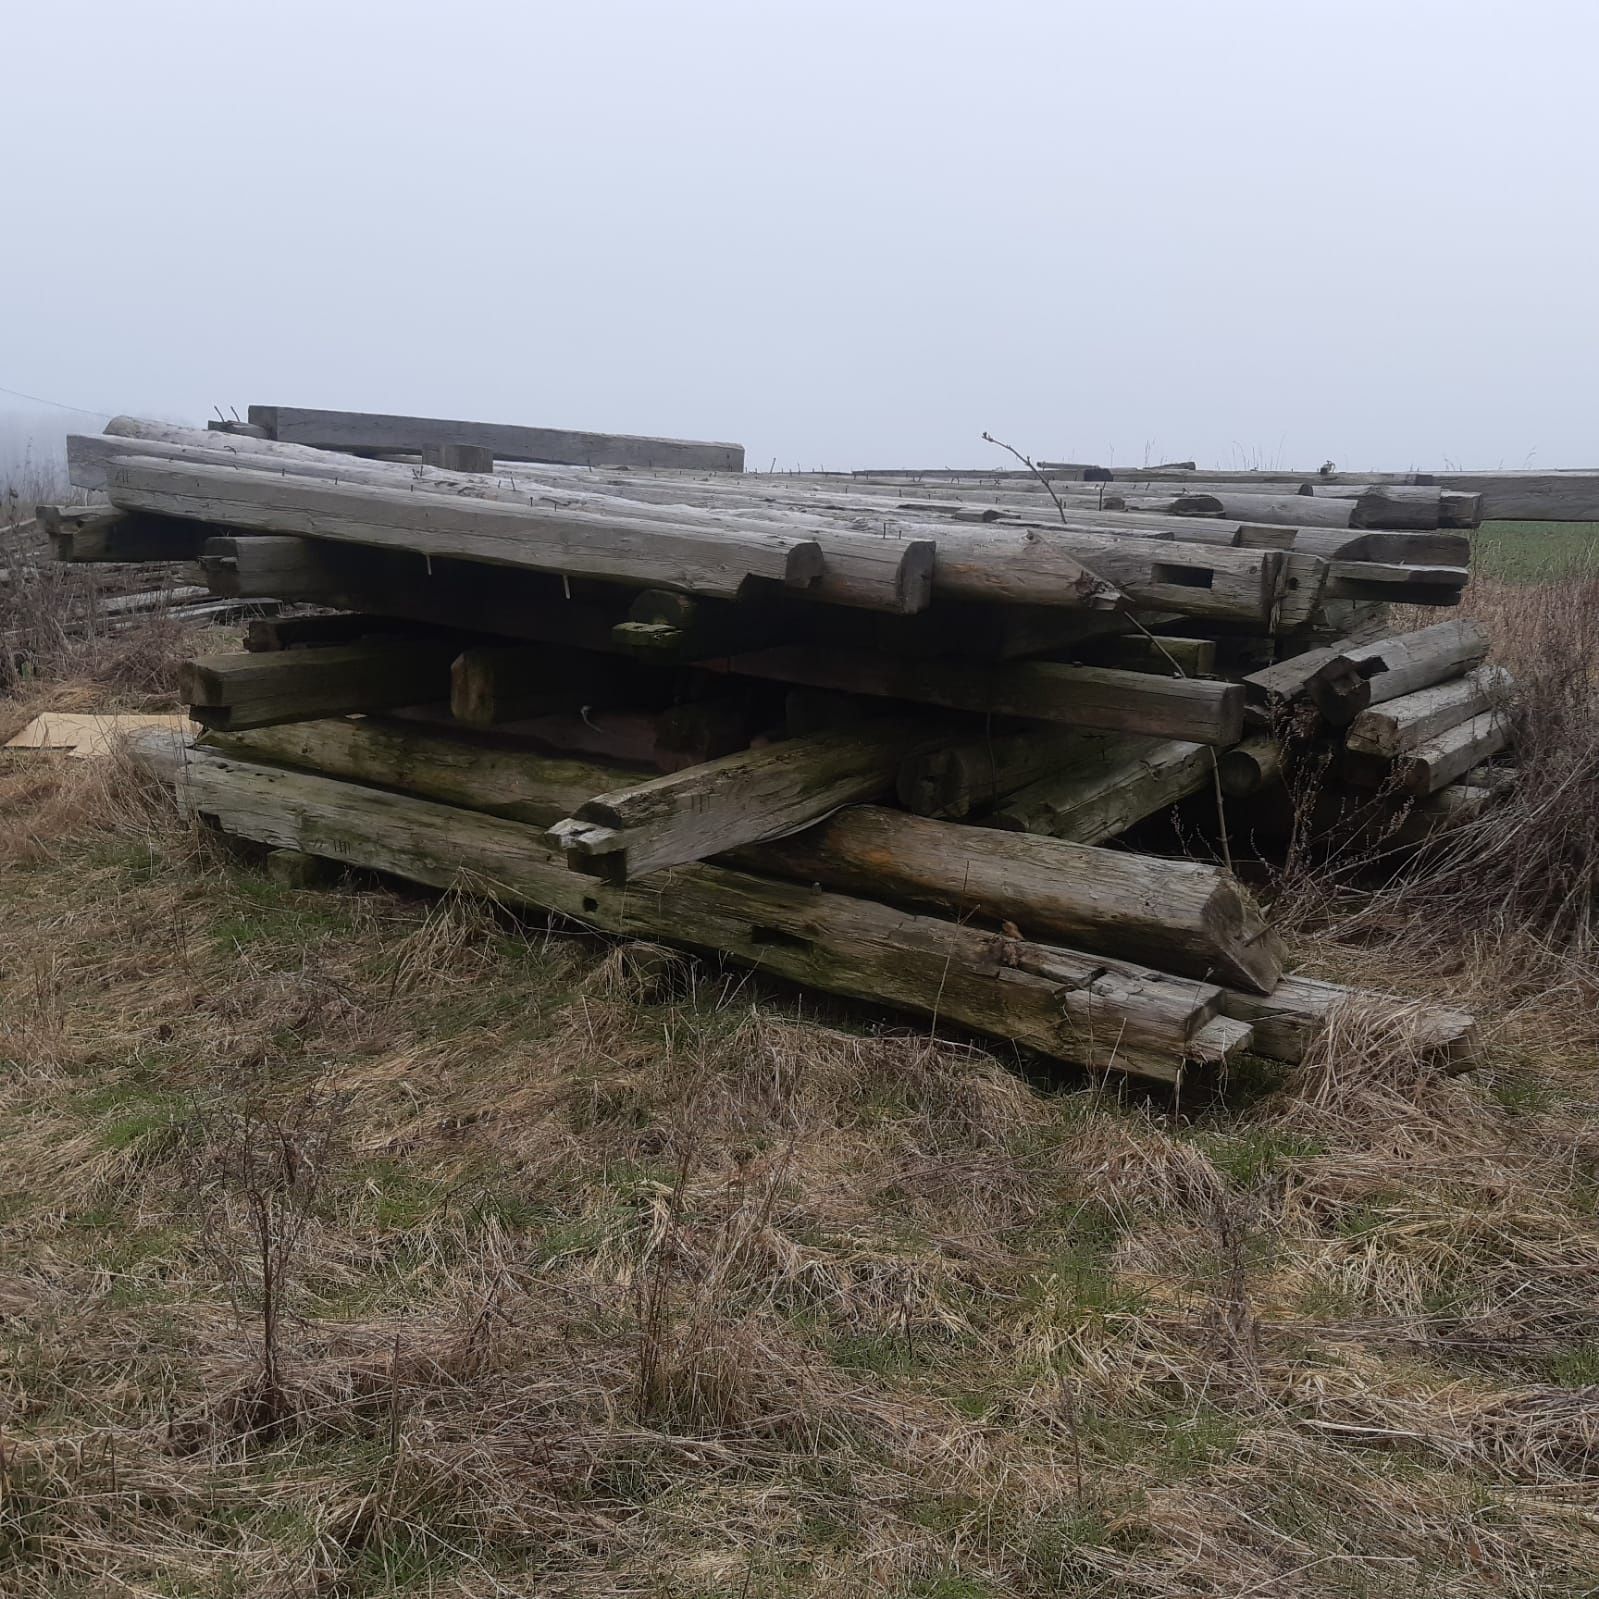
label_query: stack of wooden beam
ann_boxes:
[52,407,1495,1085]
[1231,616,1514,847]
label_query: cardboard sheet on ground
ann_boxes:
[4,712,197,759]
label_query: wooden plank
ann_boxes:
[985,736,1214,841]
[249,404,747,472]
[710,647,1245,745]
[929,526,1289,625]
[1347,618,1490,705]
[178,642,459,731]
[48,509,210,563]
[896,726,1090,819]
[1219,974,1478,1068]
[133,735,1238,1082]
[1342,666,1511,759]
[80,427,937,614]
[206,715,1278,994]
[1080,634,1217,675]
[202,534,639,654]
[549,724,951,880]
[1434,473,1599,521]
[740,805,1283,992]
[208,717,643,825]
[1352,710,1511,797]
[103,456,822,602]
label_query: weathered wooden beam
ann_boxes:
[248,404,747,472]
[1433,472,1599,521]
[739,805,1283,992]
[201,534,635,654]
[1219,974,1479,1068]
[103,456,822,602]
[1342,666,1511,759]
[208,718,643,825]
[1080,634,1218,675]
[896,726,1090,819]
[1326,561,1469,603]
[1263,527,1473,566]
[132,736,1237,1082]
[178,642,459,731]
[985,736,1214,841]
[1172,491,1356,529]
[1347,710,1511,797]
[419,442,494,473]
[1216,736,1284,799]
[201,533,346,601]
[549,724,951,881]
[84,426,938,615]
[930,526,1289,625]
[47,509,210,563]
[1343,618,1491,705]
[449,644,648,727]
[709,647,1246,745]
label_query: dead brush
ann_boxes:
[633,1136,800,1433]
[1,560,206,703]
[0,735,208,872]
[195,1097,345,1442]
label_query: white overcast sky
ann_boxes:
[3,0,1596,474]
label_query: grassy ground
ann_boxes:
[1471,521,1599,581]
[3,541,1598,1596]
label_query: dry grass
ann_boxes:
[2,554,1597,1595]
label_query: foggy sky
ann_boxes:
[5,0,1597,475]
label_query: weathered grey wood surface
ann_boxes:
[1350,710,1511,796]
[179,642,459,731]
[896,727,1091,819]
[132,735,1242,1081]
[711,647,1246,744]
[249,405,747,472]
[73,429,975,615]
[102,456,822,602]
[209,717,643,825]
[985,736,1214,841]
[741,804,1284,992]
[1217,736,1284,799]
[550,725,950,880]
[1219,974,1478,1067]
[1346,618,1490,705]
[1342,666,1510,758]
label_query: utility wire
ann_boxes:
[0,381,112,418]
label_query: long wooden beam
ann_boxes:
[248,405,746,472]
[985,736,1214,842]
[208,718,1277,991]
[178,642,460,731]
[549,724,952,880]
[710,647,1246,745]
[207,718,645,824]
[1342,666,1510,759]
[740,805,1283,992]
[77,428,938,614]
[132,736,1239,1082]
[101,456,822,603]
